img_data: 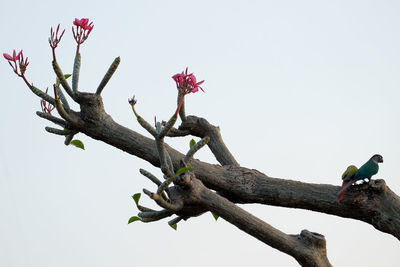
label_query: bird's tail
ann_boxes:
[337,181,352,202]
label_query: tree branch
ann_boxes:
[153,171,332,266]
[66,92,400,240]
[179,115,239,166]
[193,179,332,267]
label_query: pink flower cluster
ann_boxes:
[49,24,65,61]
[3,49,22,62]
[172,68,204,94]
[72,18,94,54]
[73,18,94,31]
[3,49,29,79]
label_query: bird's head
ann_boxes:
[371,154,383,164]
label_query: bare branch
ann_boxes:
[192,178,332,266]
[52,60,74,99]
[30,85,55,105]
[184,136,210,165]
[65,93,400,241]
[158,115,177,139]
[95,57,120,95]
[54,98,77,126]
[179,115,239,166]
[56,85,71,112]
[157,176,175,195]
[139,169,169,201]
[72,53,81,92]
[64,133,74,145]
[139,168,162,186]
[143,189,183,211]
[177,91,186,121]
[136,115,157,137]
[155,139,174,178]
[36,111,68,128]
[138,209,174,221]
[166,127,190,137]
[168,216,182,226]
[45,127,75,136]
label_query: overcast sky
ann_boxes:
[1,0,399,266]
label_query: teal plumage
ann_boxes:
[353,156,381,181]
[337,154,383,202]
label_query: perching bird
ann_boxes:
[337,154,383,202]
[337,165,358,202]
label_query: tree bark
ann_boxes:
[35,90,400,266]
[63,92,400,241]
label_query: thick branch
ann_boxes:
[57,92,400,240]
[179,115,239,166]
[198,166,400,240]
[169,175,332,266]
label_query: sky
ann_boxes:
[1,0,400,266]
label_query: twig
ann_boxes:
[45,127,75,136]
[30,85,55,105]
[52,60,74,99]
[96,57,120,95]
[138,209,173,220]
[72,53,81,92]
[143,189,183,211]
[36,111,68,128]
[184,136,210,165]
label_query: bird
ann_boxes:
[337,165,358,202]
[337,154,383,202]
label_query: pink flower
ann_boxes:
[172,67,204,94]
[3,49,22,62]
[49,24,65,61]
[72,18,94,54]
[73,18,87,27]
[4,49,29,75]
[3,49,31,87]
[73,18,94,31]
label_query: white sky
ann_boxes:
[1,0,399,266]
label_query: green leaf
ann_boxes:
[56,74,72,86]
[211,212,219,221]
[170,223,177,230]
[128,216,140,224]
[175,167,193,176]
[132,193,141,205]
[189,139,196,148]
[69,139,85,150]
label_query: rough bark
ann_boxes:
[36,89,400,266]
[164,171,332,266]
[60,92,400,241]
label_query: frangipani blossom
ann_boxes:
[3,49,30,87]
[172,67,204,95]
[72,18,94,54]
[3,49,22,62]
[49,24,65,61]
[73,18,94,31]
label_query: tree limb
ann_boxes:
[61,92,400,241]
[179,115,239,166]
[150,170,332,266]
